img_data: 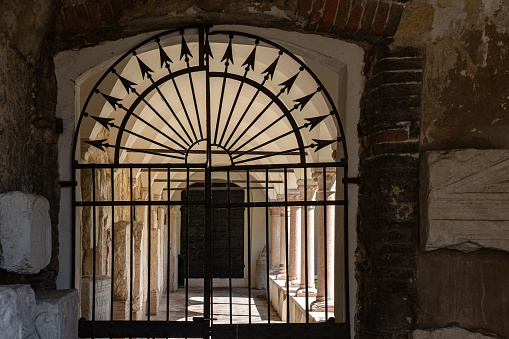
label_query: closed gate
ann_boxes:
[74,25,349,338]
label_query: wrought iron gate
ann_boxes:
[74,24,349,338]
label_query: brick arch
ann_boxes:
[57,0,407,47]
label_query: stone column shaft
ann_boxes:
[288,190,301,286]
[297,179,318,297]
[277,195,288,280]
[312,169,336,311]
[269,205,281,274]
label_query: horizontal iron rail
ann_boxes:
[74,199,347,207]
[211,323,350,339]
[78,320,208,338]
[73,161,346,170]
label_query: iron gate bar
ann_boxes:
[74,199,347,208]
[211,323,350,339]
[78,320,208,338]
[284,167,290,324]
[304,169,309,323]
[91,168,96,321]
[265,168,271,324]
[130,167,134,321]
[110,167,115,321]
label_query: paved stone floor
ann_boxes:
[152,287,282,324]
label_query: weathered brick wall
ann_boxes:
[356,41,422,338]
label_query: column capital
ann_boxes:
[297,179,318,201]
[312,168,336,192]
[269,200,280,215]
[287,189,300,202]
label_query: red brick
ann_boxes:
[370,1,390,35]
[330,0,351,34]
[75,3,91,29]
[384,3,404,36]
[97,0,114,24]
[63,6,80,33]
[344,0,363,33]
[306,0,326,31]
[367,128,409,145]
[317,0,340,33]
[110,0,124,21]
[359,0,378,33]
[87,1,102,27]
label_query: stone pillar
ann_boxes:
[296,180,318,297]
[311,168,336,312]
[276,194,288,280]
[169,206,179,292]
[112,221,131,309]
[269,203,281,274]
[287,189,301,287]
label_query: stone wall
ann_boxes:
[356,41,422,338]
[0,0,62,290]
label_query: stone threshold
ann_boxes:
[268,275,329,323]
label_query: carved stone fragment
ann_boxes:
[421,150,509,253]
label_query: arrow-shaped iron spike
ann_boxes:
[312,137,342,152]
[261,55,280,80]
[136,56,153,79]
[158,44,172,67]
[91,116,114,131]
[101,93,122,110]
[116,74,137,94]
[204,36,213,59]
[294,91,316,111]
[180,35,193,60]
[83,139,108,151]
[305,115,328,131]
[221,39,234,65]
[279,73,299,94]
[242,45,257,71]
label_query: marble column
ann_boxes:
[311,168,336,312]
[276,194,288,280]
[296,179,318,297]
[269,203,281,274]
[287,189,301,287]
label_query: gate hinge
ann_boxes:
[342,177,361,185]
[60,181,77,187]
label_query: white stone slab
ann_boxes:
[412,326,497,338]
[421,150,509,252]
[80,275,111,321]
[0,191,51,273]
[35,289,79,339]
[0,284,37,339]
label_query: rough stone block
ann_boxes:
[411,326,497,338]
[35,289,79,339]
[421,150,509,252]
[0,284,36,338]
[0,191,51,274]
[81,275,111,320]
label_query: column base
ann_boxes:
[295,287,316,297]
[276,273,286,280]
[310,300,334,312]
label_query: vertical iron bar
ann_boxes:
[284,168,289,323]
[304,169,309,324]
[92,168,97,321]
[185,168,190,322]
[110,168,115,321]
[167,168,171,321]
[148,168,152,321]
[203,25,212,338]
[227,170,232,324]
[71,162,76,290]
[344,165,350,325]
[130,167,134,322]
[323,166,328,320]
[247,169,252,324]
[265,168,270,324]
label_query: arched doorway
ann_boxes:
[73,24,349,338]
